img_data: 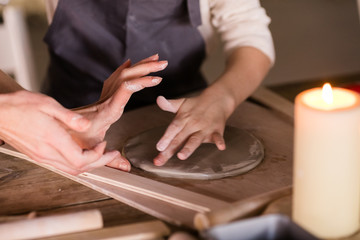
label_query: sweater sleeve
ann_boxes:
[209,0,275,64]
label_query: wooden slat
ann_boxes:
[194,185,292,230]
[251,87,294,119]
[82,168,229,213]
[0,144,229,227]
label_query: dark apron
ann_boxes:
[43,0,207,109]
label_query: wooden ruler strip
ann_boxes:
[193,185,292,230]
[251,87,294,119]
[0,144,229,214]
[81,177,201,226]
[81,167,228,213]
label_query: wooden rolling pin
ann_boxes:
[194,185,292,231]
[43,220,171,240]
[0,209,103,240]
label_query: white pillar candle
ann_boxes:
[293,83,360,238]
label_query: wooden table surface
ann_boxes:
[0,97,296,237]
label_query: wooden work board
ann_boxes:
[0,99,294,229]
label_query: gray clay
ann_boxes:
[123,126,264,180]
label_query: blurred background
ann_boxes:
[1,0,360,93]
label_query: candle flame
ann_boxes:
[322,83,333,104]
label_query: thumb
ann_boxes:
[156,96,184,113]
[42,102,91,132]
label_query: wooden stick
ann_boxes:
[251,87,294,119]
[43,220,170,240]
[0,210,103,240]
[193,185,292,231]
[0,144,229,225]
[81,167,229,213]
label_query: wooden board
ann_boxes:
[251,87,294,119]
[0,97,294,228]
[0,144,229,227]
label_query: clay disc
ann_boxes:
[123,126,264,180]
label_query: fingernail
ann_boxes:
[154,155,165,166]
[217,142,226,151]
[152,77,162,84]
[177,152,187,160]
[156,141,166,151]
[154,159,163,166]
[157,61,168,70]
[120,161,130,172]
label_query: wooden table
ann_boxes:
[0,97,295,238]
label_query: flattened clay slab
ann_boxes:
[123,126,264,180]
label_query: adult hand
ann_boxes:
[71,54,168,171]
[153,89,235,166]
[0,90,120,175]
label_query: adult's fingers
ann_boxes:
[100,57,166,103]
[56,141,108,173]
[119,60,168,80]
[123,76,163,93]
[112,59,132,75]
[154,142,183,166]
[156,96,184,113]
[100,59,132,100]
[106,153,131,172]
[28,138,115,175]
[109,76,162,110]
[156,119,185,152]
[53,130,106,170]
[9,137,83,175]
[81,150,121,172]
[40,99,91,132]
